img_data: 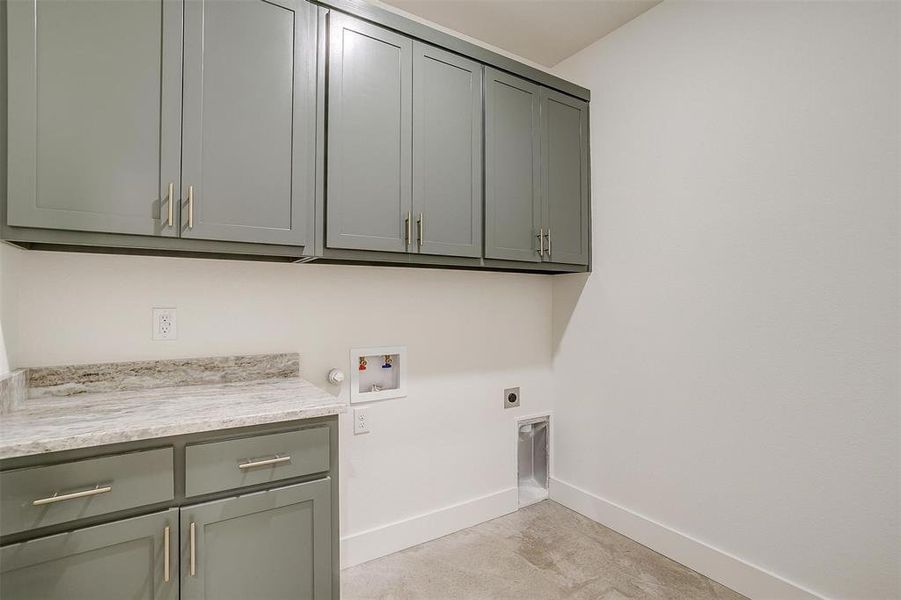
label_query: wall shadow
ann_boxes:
[551,272,590,357]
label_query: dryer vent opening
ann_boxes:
[517,416,549,507]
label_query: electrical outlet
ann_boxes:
[504,387,520,409]
[353,407,370,435]
[152,308,177,341]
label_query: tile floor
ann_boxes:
[341,500,745,600]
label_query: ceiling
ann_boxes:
[379,0,662,67]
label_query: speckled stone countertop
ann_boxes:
[0,354,345,460]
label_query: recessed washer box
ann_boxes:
[517,414,549,508]
[349,346,407,404]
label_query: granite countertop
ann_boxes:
[0,354,346,460]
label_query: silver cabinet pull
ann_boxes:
[187,185,194,229]
[164,525,171,583]
[546,228,551,258]
[166,182,174,228]
[417,212,423,248]
[238,455,292,470]
[190,522,196,576]
[404,211,411,249]
[32,485,112,506]
[537,228,544,257]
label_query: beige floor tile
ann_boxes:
[341,501,746,600]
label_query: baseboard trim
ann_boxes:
[340,487,518,568]
[550,477,823,600]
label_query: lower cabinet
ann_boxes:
[180,479,332,600]
[0,420,338,599]
[0,480,331,600]
[0,509,178,600]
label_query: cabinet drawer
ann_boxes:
[0,448,174,536]
[185,426,329,497]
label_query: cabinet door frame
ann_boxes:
[180,478,331,600]
[180,0,316,246]
[325,12,413,253]
[411,42,483,258]
[0,509,178,600]
[540,88,590,266]
[6,0,182,237]
[483,68,541,262]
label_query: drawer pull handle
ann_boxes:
[32,485,112,506]
[190,522,196,576]
[237,455,292,470]
[164,525,171,583]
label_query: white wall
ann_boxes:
[1,244,553,565]
[551,1,899,599]
[0,242,16,375]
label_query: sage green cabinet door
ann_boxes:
[181,0,316,245]
[541,89,589,265]
[0,509,178,600]
[6,0,182,237]
[326,13,413,252]
[412,43,483,258]
[484,68,541,262]
[181,479,331,600]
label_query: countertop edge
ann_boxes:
[0,402,347,461]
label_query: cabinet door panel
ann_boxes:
[181,479,331,600]
[0,509,178,600]
[326,13,412,252]
[7,0,182,236]
[181,0,315,245]
[412,43,482,258]
[484,68,541,262]
[541,89,589,265]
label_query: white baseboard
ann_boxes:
[340,487,518,569]
[550,478,823,600]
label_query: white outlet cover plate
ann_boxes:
[152,307,177,341]
[353,407,370,435]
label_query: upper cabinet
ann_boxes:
[5,0,315,247]
[4,1,589,271]
[6,0,182,237]
[326,14,412,253]
[326,16,482,258]
[484,70,590,266]
[181,0,316,246]
[484,69,542,262]
[412,43,483,258]
[541,89,590,266]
